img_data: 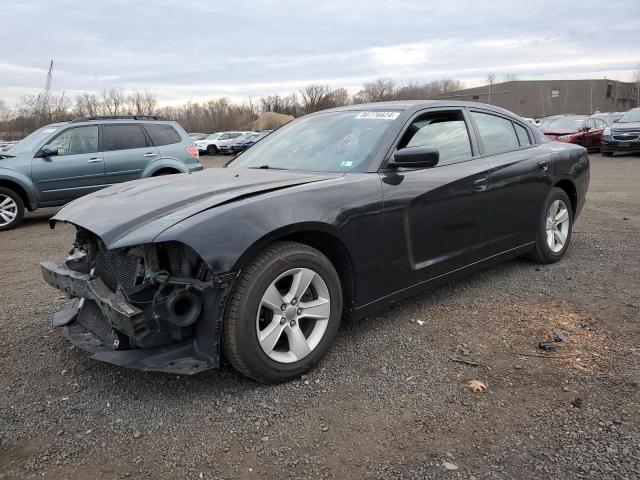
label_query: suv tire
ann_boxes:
[222,241,343,383]
[206,145,218,155]
[0,187,24,231]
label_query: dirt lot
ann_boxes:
[1,153,639,479]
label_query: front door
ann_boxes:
[31,125,105,203]
[583,118,606,149]
[102,124,159,184]
[381,108,493,290]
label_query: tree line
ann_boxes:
[0,77,464,139]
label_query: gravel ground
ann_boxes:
[1,153,639,479]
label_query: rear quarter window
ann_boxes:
[144,124,182,146]
[471,111,520,155]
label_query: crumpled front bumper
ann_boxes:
[40,261,233,375]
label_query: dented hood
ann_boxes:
[52,167,338,248]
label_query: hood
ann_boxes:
[540,128,579,137]
[53,167,339,249]
[611,121,640,131]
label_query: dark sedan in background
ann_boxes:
[231,131,271,153]
[41,101,589,383]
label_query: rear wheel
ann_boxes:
[529,187,573,264]
[206,145,218,155]
[0,187,24,231]
[222,241,342,383]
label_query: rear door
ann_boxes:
[102,124,159,184]
[469,109,551,253]
[380,108,494,289]
[31,125,105,203]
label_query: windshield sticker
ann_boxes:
[340,160,354,167]
[355,111,400,120]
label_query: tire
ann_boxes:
[206,145,218,155]
[529,187,573,264]
[0,187,25,231]
[222,241,343,383]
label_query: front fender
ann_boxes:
[0,168,38,206]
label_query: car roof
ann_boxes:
[318,100,525,118]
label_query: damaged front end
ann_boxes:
[40,228,237,374]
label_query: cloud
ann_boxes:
[0,0,639,105]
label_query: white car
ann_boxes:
[195,132,250,155]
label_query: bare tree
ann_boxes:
[74,92,101,117]
[125,90,157,115]
[354,77,396,103]
[101,88,125,116]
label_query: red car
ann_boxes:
[540,114,622,151]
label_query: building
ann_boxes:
[440,79,637,118]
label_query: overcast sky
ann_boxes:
[1,0,639,106]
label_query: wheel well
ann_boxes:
[281,231,355,319]
[555,179,577,215]
[0,179,29,208]
[152,168,181,176]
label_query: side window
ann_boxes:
[594,119,606,129]
[219,134,230,140]
[471,112,519,155]
[584,119,596,130]
[103,125,148,151]
[514,123,531,146]
[399,110,473,166]
[144,124,181,146]
[50,126,98,156]
[229,133,242,138]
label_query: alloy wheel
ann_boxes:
[256,267,330,363]
[545,199,570,253]
[0,194,18,227]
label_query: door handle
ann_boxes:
[87,158,102,163]
[538,160,550,171]
[144,152,158,157]
[473,178,489,191]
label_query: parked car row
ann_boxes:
[192,130,271,155]
[0,115,202,230]
[537,109,639,155]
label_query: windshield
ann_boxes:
[618,109,640,123]
[547,117,585,131]
[8,125,60,154]
[206,133,220,139]
[229,110,398,173]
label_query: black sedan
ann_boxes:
[41,101,589,382]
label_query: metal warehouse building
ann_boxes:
[440,79,637,118]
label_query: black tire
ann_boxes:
[222,241,343,383]
[529,187,573,264]
[602,152,613,157]
[0,187,25,231]
[206,145,218,155]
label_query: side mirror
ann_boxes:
[40,144,59,157]
[389,146,439,169]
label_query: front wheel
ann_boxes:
[529,187,573,264]
[222,241,343,383]
[0,187,24,231]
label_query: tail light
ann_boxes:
[186,146,199,158]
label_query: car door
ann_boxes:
[468,109,551,254]
[585,118,605,148]
[380,108,494,289]
[102,124,159,184]
[31,125,106,203]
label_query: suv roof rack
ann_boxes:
[71,115,170,122]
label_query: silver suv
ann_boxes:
[0,115,203,230]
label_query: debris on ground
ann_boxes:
[553,329,568,342]
[449,357,479,367]
[538,341,556,351]
[572,397,585,408]
[443,461,459,470]
[468,380,487,392]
